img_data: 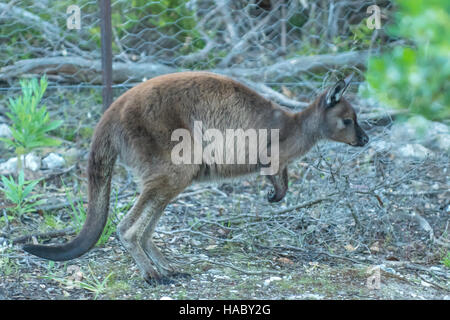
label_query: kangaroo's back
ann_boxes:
[111,72,293,133]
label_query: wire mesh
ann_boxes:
[0,1,393,102]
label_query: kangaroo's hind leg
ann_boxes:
[140,167,195,277]
[140,204,174,275]
[117,185,163,284]
[118,169,194,284]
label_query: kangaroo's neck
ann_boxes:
[299,102,323,140]
[284,103,323,161]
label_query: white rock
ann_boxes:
[390,117,450,154]
[396,144,433,159]
[429,134,450,154]
[263,276,282,286]
[0,124,12,138]
[0,157,18,174]
[25,153,41,171]
[0,153,41,174]
[371,140,391,152]
[426,121,449,136]
[42,153,65,169]
[390,122,417,142]
[302,293,325,300]
[62,147,80,162]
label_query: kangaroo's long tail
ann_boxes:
[23,121,118,261]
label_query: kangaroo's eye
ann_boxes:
[343,119,353,126]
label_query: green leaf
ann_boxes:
[41,120,63,132]
[22,179,41,199]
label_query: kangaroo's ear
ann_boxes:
[325,73,354,107]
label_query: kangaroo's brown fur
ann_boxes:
[23,71,368,283]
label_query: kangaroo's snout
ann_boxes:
[359,132,369,146]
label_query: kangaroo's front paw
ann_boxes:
[143,272,175,286]
[171,272,192,280]
[267,189,280,203]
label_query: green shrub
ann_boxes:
[363,0,450,121]
[0,76,62,171]
[442,251,450,268]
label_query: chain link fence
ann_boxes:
[1,0,393,106]
[0,0,396,148]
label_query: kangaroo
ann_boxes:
[23,71,368,284]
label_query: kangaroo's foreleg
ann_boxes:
[267,166,288,203]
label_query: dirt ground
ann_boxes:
[0,92,449,300]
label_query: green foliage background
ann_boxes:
[364,0,450,121]
[0,0,203,64]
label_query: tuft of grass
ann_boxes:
[441,251,450,268]
[0,171,44,218]
[43,266,114,300]
[0,251,20,277]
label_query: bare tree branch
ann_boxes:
[217,10,273,68]
[0,51,369,85]
[242,79,309,108]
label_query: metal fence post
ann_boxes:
[99,0,113,112]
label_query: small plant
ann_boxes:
[43,212,64,229]
[43,266,114,300]
[441,251,450,269]
[0,76,62,171]
[0,254,19,277]
[76,270,114,300]
[0,171,44,217]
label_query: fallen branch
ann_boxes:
[35,191,135,212]
[187,258,281,275]
[367,258,449,279]
[395,211,450,248]
[256,243,364,265]
[12,227,75,244]
[270,192,338,215]
[418,274,450,292]
[220,50,369,80]
[1,51,369,86]
[41,165,77,182]
[0,57,174,84]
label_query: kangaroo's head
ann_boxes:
[318,74,369,147]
